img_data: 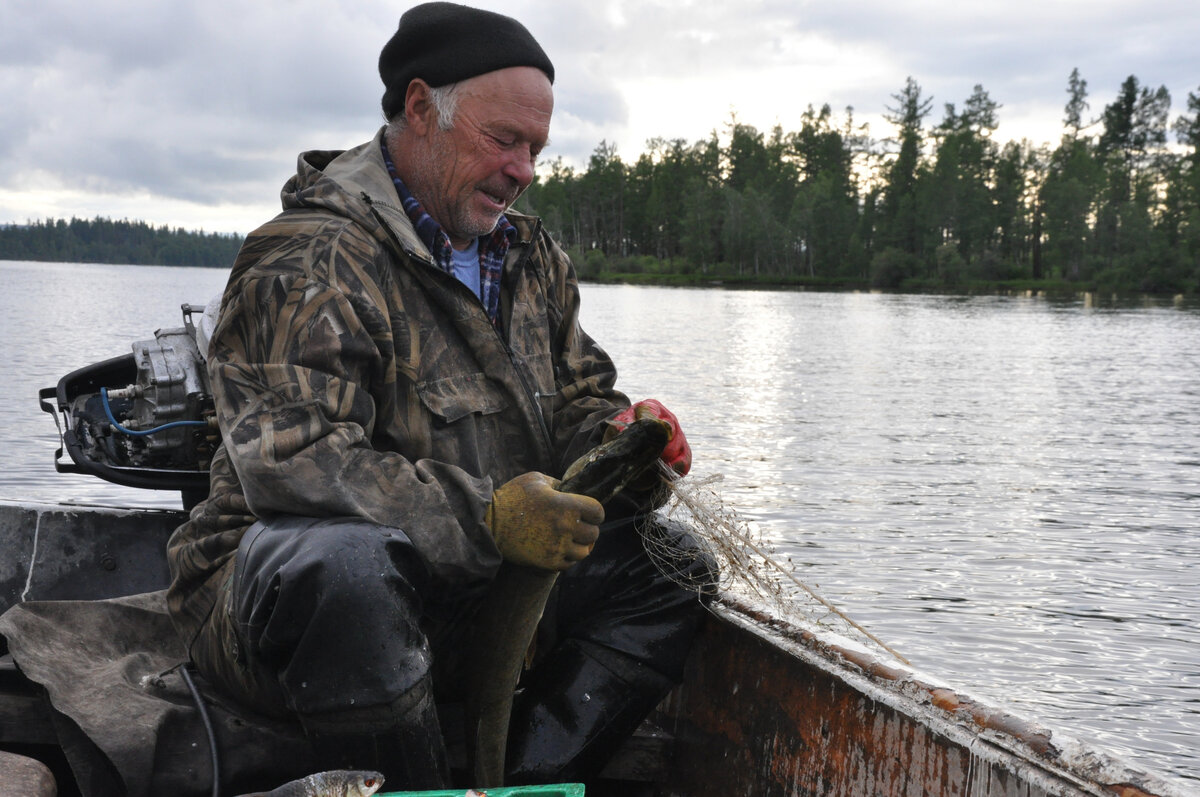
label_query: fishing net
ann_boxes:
[641,464,910,665]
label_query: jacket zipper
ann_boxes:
[365,194,557,468]
[495,221,557,465]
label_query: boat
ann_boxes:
[0,499,1189,797]
[0,306,1191,796]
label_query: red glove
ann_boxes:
[609,399,691,476]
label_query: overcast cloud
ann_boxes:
[1,0,1197,234]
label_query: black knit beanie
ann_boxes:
[379,2,555,119]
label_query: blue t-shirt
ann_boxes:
[450,239,482,299]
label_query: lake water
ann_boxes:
[0,260,1197,788]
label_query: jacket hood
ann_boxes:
[280,127,428,261]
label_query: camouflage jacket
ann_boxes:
[166,128,629,643]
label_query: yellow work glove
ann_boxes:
[485,472,605,571]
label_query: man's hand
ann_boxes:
[606,399,691,476]
[486,472,605,570]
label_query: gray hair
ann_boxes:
[387,82,462,132]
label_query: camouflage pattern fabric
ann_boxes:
[166,128,630,654]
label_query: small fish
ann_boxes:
[465,790,487,797]
[234,769,385,797]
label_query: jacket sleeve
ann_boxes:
[208,228,500,587]
[537,234,632,476]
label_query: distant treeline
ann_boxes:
[518,71,1200,295]
[0,217,243,268]
[6,71,1198,294]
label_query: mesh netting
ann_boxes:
[644,465,909,665]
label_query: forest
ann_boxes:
[3,70,1198,295]
[517,70,1200,295]
[0,216,243,268]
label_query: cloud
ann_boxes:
[1,0,1197,233]
[0,0,393,222]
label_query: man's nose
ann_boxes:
[502,149,535,189]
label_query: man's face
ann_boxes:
[407,66,553,250]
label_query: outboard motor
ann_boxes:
[40,301,221,509]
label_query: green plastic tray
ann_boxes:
[381,785,584,797]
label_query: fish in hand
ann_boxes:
[559,415,672,501]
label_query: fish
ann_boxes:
[463,416,673,784]
[559,415,672,501]
[233,769,385,797]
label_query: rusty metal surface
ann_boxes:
[656,597,1187,797]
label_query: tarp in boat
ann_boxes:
[0,591,323,797]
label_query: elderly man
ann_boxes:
[166,1,710,790]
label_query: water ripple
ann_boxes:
[2,267,1197,785]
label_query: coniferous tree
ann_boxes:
[789,105,860,278]
[876,77,934,285]
[1041,71,1102,279]
[1095,76,1172,278]
[1166,86,1200,289]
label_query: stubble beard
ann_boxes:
[409,135,504,246]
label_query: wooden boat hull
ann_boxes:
[0,501,1188,797]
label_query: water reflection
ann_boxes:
[581,285,1200,787]
[1,265,1198,786]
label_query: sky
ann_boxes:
[1,0,1197,235]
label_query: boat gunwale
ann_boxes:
[704,594,1192,797]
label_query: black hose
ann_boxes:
[179,663,221,797]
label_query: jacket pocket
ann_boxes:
[414,372,507,424]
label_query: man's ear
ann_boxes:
[403,79,436,136]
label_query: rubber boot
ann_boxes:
[304,678,450,790]
[504,638,676,785]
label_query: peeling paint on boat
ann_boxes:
[656,596,1189,796]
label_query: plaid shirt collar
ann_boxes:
[380,138,514,326]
